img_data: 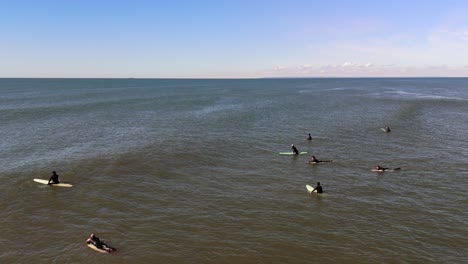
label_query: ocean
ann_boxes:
[0,78,467,263]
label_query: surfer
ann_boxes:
[307,156,332,164]
[306,133,312,141]
[48,171,60,185]
[291,144,299,155]
[374,166,400,172]
[86,234,116,253]
[374,166,388,172]
[383,126,391,132]
[311,182,323,193]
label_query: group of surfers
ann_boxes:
[44,126,395,250]
[47,172,116,253]
[290,142,327,194]
[291,126,398,194]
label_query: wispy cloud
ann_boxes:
[264,63,468,77]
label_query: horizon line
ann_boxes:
[1,76,468,80]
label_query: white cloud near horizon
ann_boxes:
[276,5,468,78]
[264,63,468,77]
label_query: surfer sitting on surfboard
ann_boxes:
[86,234,116,253]
[307,156,332,164]
[306,133,312,141]
[291,144,299,155]
[48,171,60,185]
[311,182,323,193]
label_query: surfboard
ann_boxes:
[33,179,73,187]
[279,152,308,155]
[306,184,317,193]
[371,167,401,172]
[306,160,333,164]
[87,243,109,254]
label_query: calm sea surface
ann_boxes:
[0,78,467,263]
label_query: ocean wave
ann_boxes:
[384,90,467,101]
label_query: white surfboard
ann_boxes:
[34,178,73,187]
[306,184,317,193]
[371,167,401,172]
[279,151,308,155]
[87,243,109,254]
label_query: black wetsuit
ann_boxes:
[48,173,59,184]
[88,236,116,252]
[88,237,103,248]
[314,185,323,193]
[292,146,299,155]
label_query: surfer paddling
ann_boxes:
[372,166,401,172]
[48,171,60,185]
[86,234,116,253]
[382,126,391,132]
[291,144,299,155]
[306,156,332,164]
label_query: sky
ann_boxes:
[1,0,468,78]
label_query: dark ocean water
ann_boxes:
[1,78,467,263]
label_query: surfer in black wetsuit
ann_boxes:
[374,166,388,172]
[306,133,312,141]
[309,156,320,163]
[374,165,400,172]
[48,171,59,184]
[86,234,116,253]
[307,156,332,164]
[384,126,391,132]
[291,144,299,155]
[312,182,323,193]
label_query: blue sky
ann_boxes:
[1,0,468,77]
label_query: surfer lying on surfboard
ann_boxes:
[381,126,391,132]
[372,166,401,172]
[306,156,332,164]
[86,234,116,253]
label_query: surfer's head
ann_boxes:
[317,182,320,185]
